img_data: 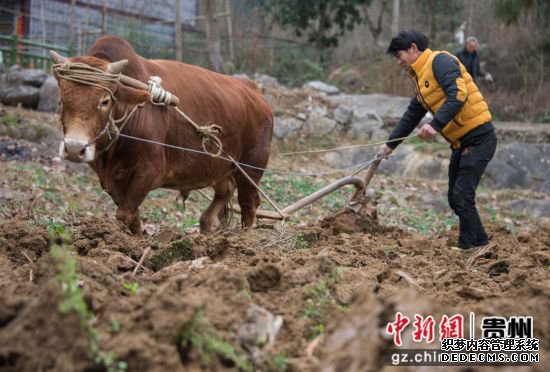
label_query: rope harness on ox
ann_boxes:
[52,61,223,157]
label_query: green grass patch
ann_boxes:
[149,238,195,271]
[295,233,310,249]
[1,113,19,127]
[302,271,347,340]
[264,351,288,372]
[50,226,127,372]
[176,310,252,371]
[384,207,458,237]
[261,174,346,217]
[121,282,140,295]
[406,136,448,153]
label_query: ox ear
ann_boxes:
[115,83,151,105]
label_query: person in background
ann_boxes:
[454,36,493,83]
[379,30,497,251]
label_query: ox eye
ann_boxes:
[99,97,111,107]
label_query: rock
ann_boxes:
[310,105,327,117]
[0,84,40,108]
[273,116,302,139]
[483,143,550,193]
[333,105,353,126]
[495,122,550,144]
[327,93,432,123]
[370,128,389,140]
[324,145,449,180]
[327,93,409,120]
[419,193,449,213]
[328,67,364,92]
[238,305,283,360]
[253,73,281,89]
[303,112,338,136]
[188,256,211,269]
[303,80,340,95]
[37,75,59,112]
[349,110,384,140]
[5,65,48,87]
[0,66,48,108]
[502,199,550,218]
[232,73,250,80]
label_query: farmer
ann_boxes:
[454,36,493,84]
[379,30,497,250]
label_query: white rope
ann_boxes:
[117,133,388,177]
[279,135,419,156]
[148,76,174,105]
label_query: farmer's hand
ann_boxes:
[418,123,437,140]
[379,144,393,157]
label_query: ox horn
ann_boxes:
[107,59,129,74]
[50,50,68,64]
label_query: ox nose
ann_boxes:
[60,138,95,163]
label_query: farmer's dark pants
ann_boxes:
[448,130,497,249]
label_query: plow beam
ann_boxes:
[250,175,366,220]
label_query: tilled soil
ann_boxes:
[0,213,548,371]
[1,105,548,371]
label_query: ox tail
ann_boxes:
[222,198,235,228]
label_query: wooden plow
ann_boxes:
[234,156,385,221]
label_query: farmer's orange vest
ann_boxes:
[407,48,492,149]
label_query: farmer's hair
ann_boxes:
[466,36,479,45]
[386,30,430,56]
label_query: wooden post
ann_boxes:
[391,0,400,36]
[174,0,183,61]
[101,0,107,35]
[225,0,234,62]
[11,34,18,66]
[69,0,76,49]
[40,0,46,44]
[82,2,90,53]
[205,0,223,72]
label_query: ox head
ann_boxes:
[51,51,150,163]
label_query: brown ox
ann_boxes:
[53,36,273,235]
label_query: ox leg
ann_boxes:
[235,167,264,229]
[116,207,142,237]
[113,178,154,237]
[199,177,236,233]
[234,119,271,228]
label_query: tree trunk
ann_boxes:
[391,0,400,35]
[205,0,224,72]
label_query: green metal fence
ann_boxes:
[0,35,70,70]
